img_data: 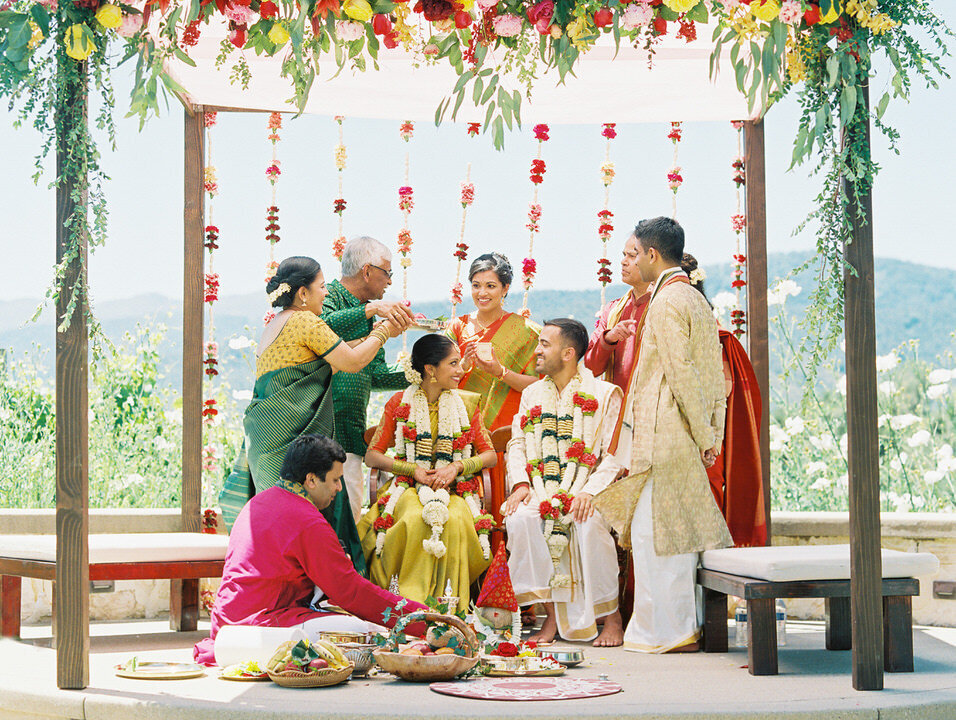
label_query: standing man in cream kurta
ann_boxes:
[503,319,627,647]
[594,217,732,654]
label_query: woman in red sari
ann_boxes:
[683,254,767,548]
[444,253,540,528]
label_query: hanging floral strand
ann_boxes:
[451,162,475,317]
[263,112,283,326]
[667,121,683,218]
[597,123,617,307]
[396,120,415,349]
[202,110,220,489]
[332,115,347,261]
[730,120,747,339]
[521,123,549,316]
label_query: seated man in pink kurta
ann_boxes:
[194,434,427,665]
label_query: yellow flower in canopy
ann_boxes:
[820,1,842,24]
[751,0,780,22]
[27,20,43,50]
[459,0,474,10]
[95,4,124,30]
[663,0,699,13]
[268,22,290,46]
[567,16,588,40]
[64,24,96,61]
[343,0,373,23]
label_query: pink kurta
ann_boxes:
[584,290,650,391]
[193,485,427,665]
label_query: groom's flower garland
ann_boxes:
[373,386,493,560]
[519,371,600,588]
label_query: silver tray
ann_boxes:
[537,647,586,667]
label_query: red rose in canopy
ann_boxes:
[259,0,278,18]
[454,10,471,29]
[383,32,399,48]
[420,0,455,21]
[653,16,667,34]
[527,0,554,34]
[593,7,613,28]
[804,3,821,26]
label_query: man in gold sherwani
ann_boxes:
[594,217,732,653]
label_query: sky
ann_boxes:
[2,5,955,311]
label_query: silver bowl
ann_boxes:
[537,646,586,667]
[338,643,377,677]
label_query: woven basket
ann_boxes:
[267,661,354,688]
[373,613,479,682]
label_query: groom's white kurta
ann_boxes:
[504,371,626,641]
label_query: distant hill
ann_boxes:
[2,253,954,391]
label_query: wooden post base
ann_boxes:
[1,575,21,639]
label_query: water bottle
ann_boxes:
[776,599,787,646]
[734,600,748,648]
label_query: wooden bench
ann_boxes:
[697,544,939,676]
[1,532,229,639]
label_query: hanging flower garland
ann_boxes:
[396,122,415,323]
[519,372,601,589]
[597,123,617,306]
[450,159,476,316]
[730,120,747,339]
[202,110,221,485]
[332,115,347,261]
[263,112,283,326]
[521,124,549,316]
[667,121,683,218]
[373,386,493,561]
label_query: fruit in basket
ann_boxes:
[308,658,329,670]
[435,647,456,656]
[268,639,351,674]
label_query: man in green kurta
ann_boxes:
[322,236,415,532]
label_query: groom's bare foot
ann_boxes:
[665,640,700,653]
[593,611,624,647]
[527,614,558,645]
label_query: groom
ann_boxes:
[594,217,732,653]
[502,319,626,647]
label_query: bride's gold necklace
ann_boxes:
[473,311,504,334]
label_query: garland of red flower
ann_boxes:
[728,120,748,338]
[450,158,475,317]
[666,121,683,219]
[521,123,549,316]
[397,132,414,306]
[332,115,347,261]
[597,123,617,306]
[263,112,283,326]
[202,111,220,488]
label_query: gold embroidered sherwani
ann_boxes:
[595,275,733,556]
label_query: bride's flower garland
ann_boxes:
[519,369,601,588]
[373,386,493,560]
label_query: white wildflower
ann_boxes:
[878,414,890,428]
[152,436,175,452]
[808,434,835,451]
[907,430,931,448]
[927,383,951,400]
[712,291,738,312]
[888,414,920,431]
[927,368,954,385]
[784,416,805,436]
[769,424,789,452]
[876,352,899,373]
[228,336,255,350]
[837,474,849,490]
[840,434,849,455]
[164,409,183,425]
[878,381,897,395]
[837,375,847,395]
[924,470,945,485]
[810,477,832,491]
[806,461,828,475]
[766,279,802,307]
[912,497,926,509]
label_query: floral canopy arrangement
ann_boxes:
[0,0,949,360]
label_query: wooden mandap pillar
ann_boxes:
[54,54,90,690]
[843,77,884,692]
[743,119,771,543]
[182,106,206,536]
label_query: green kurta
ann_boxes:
[321,279,408,455]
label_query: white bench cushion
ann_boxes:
[0,533,229,564]
[700,544,939,582]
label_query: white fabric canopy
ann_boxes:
[162,18,764,123]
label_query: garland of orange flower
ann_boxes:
[521,123,549,316]
[201,111,220,471]
[597,123,617,307]
[666,121,683,218]
[451,159,475,317]
[263,112,283,326]
[730,120,747,339]
[332,115,347,261]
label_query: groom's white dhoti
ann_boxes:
[503,369,626,642]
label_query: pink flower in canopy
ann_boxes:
[492,13,522,38]
[621,4,652,30]
[475,0,497,10]
[778,0,801,24]
[225,3,255,25]
[117,12,144,37]
[527,0,553,34]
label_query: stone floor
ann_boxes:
[1,619,955,720]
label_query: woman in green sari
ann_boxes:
[220,256,402,575]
